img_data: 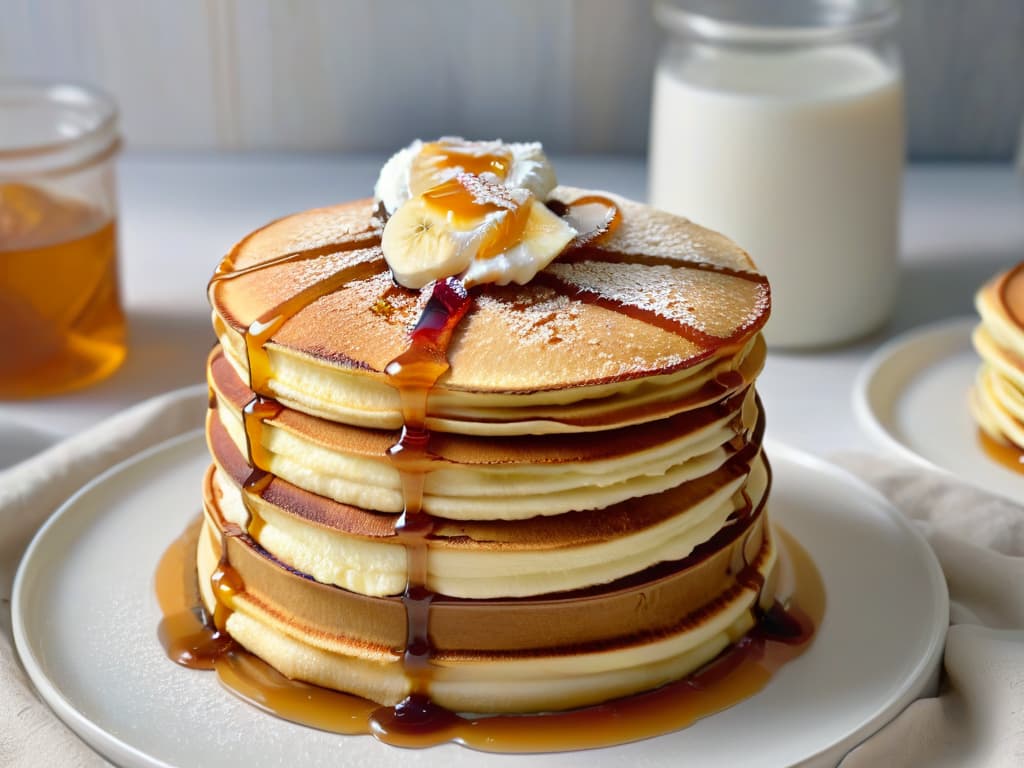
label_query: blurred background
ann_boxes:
[2,0,1022,161]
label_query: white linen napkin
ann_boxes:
[835,454,1024,768]
[2,388,1023,767]
[0,385,206,768]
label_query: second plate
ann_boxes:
[855,316,1024,503]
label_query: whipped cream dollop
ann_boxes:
[375,138,575,290]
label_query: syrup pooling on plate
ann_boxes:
[157,516,821,751]
[156,517,236,669]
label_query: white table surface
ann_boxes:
[2,154,1023,465]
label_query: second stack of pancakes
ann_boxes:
[973,263,1024,449]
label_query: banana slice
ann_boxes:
[381,174,576,289]
[461,201,575,288]
[381,195,481,290]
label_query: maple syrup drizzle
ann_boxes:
[156,517,237,668]
[205,241,385,649]
[556,195,623,250]
[210,233,381,282]
[210,524,247,631]
[156,518,821,751]
[978,428,1024,475]
[413,141,513,188]
[545,195,769,350]
[421,173,518,219]
[375,277,475,727]
[241,259,385,392]
[556,246,770,284]
[732,489,769,593]
[422,175,534,263]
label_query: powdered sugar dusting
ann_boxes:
[546,261,769,339]
[550,187,762,275]
[477,288,583,347]
[291,246,383,288]
[341,270,430,328]
[284,203,382,252]
[453,172,529,210]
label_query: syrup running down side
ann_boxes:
[157,519,822,752]
[155,517,236,669]
[377,277,473,728]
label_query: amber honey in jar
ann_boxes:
[0,83,125,397]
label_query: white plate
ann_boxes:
[855,316,1024,503]
[13,431,947,768]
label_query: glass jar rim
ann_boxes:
[653,0,900,46]
[0,81,119,177]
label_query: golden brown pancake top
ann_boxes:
[209,188,770,394]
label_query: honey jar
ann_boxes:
[0,83,125,397]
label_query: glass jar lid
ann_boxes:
[0,81,119,178]
[654,0,900,46]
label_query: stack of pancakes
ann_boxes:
[200,187,776,713]
[972,263,1024,450]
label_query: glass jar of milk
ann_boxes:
[649,0,904,348]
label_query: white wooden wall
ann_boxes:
[1,0,1021,160]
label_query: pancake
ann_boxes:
[207,402,767,598]
[208,344,763,520]
[183,150,794,722]
[208,187,769,434]
[972,263,1024,450]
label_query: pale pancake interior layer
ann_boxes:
[207,429,769,597]
[201,462,769,654]
[209,188,769,434]
[972,265,1024,447]
[209,345,762,520]
[197,491,777,713]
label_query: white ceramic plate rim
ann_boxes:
[12,431,948,768]
[12,430,201,768]
[853,316,977,477]
[768,441,947,766]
